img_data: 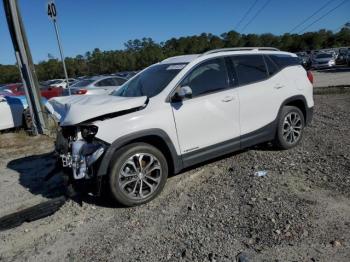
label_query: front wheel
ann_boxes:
[109,143,168,206]
[274,106,305,150]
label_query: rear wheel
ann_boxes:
[109,143,168,206]
[274,106,305,150]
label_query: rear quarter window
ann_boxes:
[268,54,300,69]
[263,55,279,76]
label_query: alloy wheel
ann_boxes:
[282,112,303,144]
[118,153,162,200]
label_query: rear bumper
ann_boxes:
[305,106,313,126]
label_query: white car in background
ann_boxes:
[69,76,127,95]
[0,93,48,131]
[43,78,76,89]
[312,53,336,69]
[0,95,25,130]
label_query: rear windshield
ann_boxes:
[71,80,94,87]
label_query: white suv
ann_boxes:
[49,47,314,206]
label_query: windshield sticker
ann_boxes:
[166,64,186,70]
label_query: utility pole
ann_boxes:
[3,0,48,135]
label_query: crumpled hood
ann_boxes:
[46,94,147,126]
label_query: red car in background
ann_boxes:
[0,83,63,99]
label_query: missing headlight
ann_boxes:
[80,125,98,142]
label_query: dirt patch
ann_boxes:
[0,93,349,261]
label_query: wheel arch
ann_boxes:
[280,95,311,126]
[97,129,183,177]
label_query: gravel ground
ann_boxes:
[313,66,350,88]
[0,92,349,262]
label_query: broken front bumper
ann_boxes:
[55,128,107,180]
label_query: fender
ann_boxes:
[97,128,183,176]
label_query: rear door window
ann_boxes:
[231,55,268,86]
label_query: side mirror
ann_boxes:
[172,85,192,102]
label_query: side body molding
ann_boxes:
[97,129,183,176]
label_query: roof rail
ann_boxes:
[201,47,280,56]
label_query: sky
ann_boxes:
[0,0,349,65]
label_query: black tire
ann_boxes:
[109,142,168,206]
[23,108,33,131]
[274,106,305,150]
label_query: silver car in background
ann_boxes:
[312,53,336,69]
[69,76,127,95]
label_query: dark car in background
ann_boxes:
[296,52,312,70]
[336,47,349,65]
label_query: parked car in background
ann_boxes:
[42,78,76,89]
[312,53,336,69]
[0,83,24,95]
[336,48,349,65]
[0,95,24,130]
[69,76,127,95]
[0,94,47,131]
[296,52,311,70]
[49,47,314,206]
[346,49,350,66]
[0,83,63,99]
[115,71,139,79]
[40,85,64,99]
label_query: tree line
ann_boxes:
[1,28,349,84]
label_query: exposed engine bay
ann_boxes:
[55,125,108,195]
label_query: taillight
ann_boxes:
[76,89,87,95]
[307,71,313,85]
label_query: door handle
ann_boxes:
[222,96,234,102]
[274,84,284,89]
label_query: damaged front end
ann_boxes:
[55,125,108,196]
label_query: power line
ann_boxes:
[234,0,258,31]
[298,0,349,34]
[289,0,334,33]
[240,0,271,33]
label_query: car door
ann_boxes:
[171,57,240,162]
[229,54,285,140]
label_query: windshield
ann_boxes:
[71,79,94,87]
[112,63,186,98]
[316,53,333,59]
